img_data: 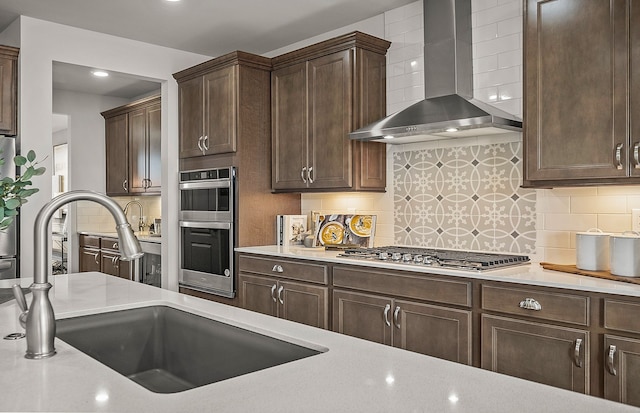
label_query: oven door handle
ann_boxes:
[179,180,231,190]
[180,221,231,230]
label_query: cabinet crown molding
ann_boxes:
[173,50,271,82]
[100,94,160,119]
[0,45,19,60]
[271,31,391,70]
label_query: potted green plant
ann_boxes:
[0,149,45,230]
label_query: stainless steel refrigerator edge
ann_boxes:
[0,136,18,279]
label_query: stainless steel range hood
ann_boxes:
[349,0,522,144]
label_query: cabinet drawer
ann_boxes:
[604,299,640,334]
[79,234,100,248]
[481,284,589,326]
[238,255,328,285]
[101,237,120,252]
[333,266,471,307]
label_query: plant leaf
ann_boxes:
[13,155,26,166]
[26,150,36,162]
[34,167,46,176]
[4,198,20,210]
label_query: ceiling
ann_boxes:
[1,0,412,98]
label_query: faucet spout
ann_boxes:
[16,190,143,359]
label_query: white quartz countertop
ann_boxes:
[78,230,162,243]
[0,273,637,412]
[235,245,640,298]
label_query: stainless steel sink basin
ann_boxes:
[56,306,322,393]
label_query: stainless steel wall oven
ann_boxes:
[179,167,235,298]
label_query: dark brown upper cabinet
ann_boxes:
[271,32,390,192]
[173,51,272,160]
[0,45,18,136]
[102,95,161,196]
[524,0,640,187]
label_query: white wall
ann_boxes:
[9,16,210,288]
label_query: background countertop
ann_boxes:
[235,245,640,298]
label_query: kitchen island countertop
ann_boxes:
[236,245,640,298]
[0,273,637,412]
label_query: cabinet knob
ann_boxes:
[519,298,542,311]
[272,264,283,273]
[607,344,617,376]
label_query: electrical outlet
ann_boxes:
[633,209,640,231]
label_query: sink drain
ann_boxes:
[3,332,25,340]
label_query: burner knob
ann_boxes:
[391,252,402,261]
[402,253,412,262]
[413,255,423,264]
[378,252,389,260]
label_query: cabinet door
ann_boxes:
[332,289,392,346]
[353,48,386,191]
[307,50,353,189]
[393,300,472,365]
[128,107,147,193]
[279,280,328,329]
[272,62,308,190]
[524,0,628,182]
[105,114,129,196]
[100,252,121,277]
[481,314,589,393]
[0,53,16,136]
[604,335,640,407]
[239,273,278,317]
[79,247,101,272]
[146,102,161,192]
[178,76,205,159]
[203,66,237,154]
[631,1,640,177]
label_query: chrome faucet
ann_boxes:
[123,200,144,232]
[13,190,143,359]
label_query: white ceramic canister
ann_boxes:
[576,228,611,271]
[610,231,640,277]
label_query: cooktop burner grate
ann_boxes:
[337,246,530,271]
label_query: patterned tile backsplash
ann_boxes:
[393,141,536,254]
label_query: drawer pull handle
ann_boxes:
[277,286,284,305]
[519,298,542,311]
[383,304,391,327]
[634,143,640,169]
[607,345,617,376]
[574,338,583,368]
[301,167,307,184]
[271,284,277,302]
[112,242,118,249]
[94,252,99,265]
[393,306,401,329]
[272,264,283,273]
[615,143,624,170]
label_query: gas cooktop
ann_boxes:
[337,246,530,272]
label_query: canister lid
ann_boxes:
[576,228,612,236]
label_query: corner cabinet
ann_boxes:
[173,51,272,159]
[523,0,640,187]
[102,95,161,196]
[0,45,18,136]
[271,32,390,192]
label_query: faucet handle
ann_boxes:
[12,284,28,312]
[12,284,29,329]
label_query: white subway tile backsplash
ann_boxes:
[497,49,522,69]
[475,66,520,88]
[474,1,521,27]
[404,85,424,101]
[544,248,576,265]
[472,0,499,12]
[474,23,498,42]
[544,214,597,232]
[570,196,627,214]
[474,55,498,73]
[497,16,522,36]
[387,47,406,64]
[474,86,499,102]
[497,82,522,100]
[538,230,571,248]
[474,33,520,58]
[597,214,632,233]
[492,98,521,117]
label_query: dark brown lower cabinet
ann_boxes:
[100,250,132,280]
[239,273,328,329]
[79,247,101,272]
[481,314,589,393]
[604,335,640,407]
[333,289,472,364]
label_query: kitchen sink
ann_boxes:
[56,306,322,393]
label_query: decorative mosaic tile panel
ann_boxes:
[393,142,536,254]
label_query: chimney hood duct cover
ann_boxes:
[349,0,522,144]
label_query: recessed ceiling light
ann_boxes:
[383,135,395,140]
[445,128,458,133]
[165,0,180,2]
[91,70,109,77]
